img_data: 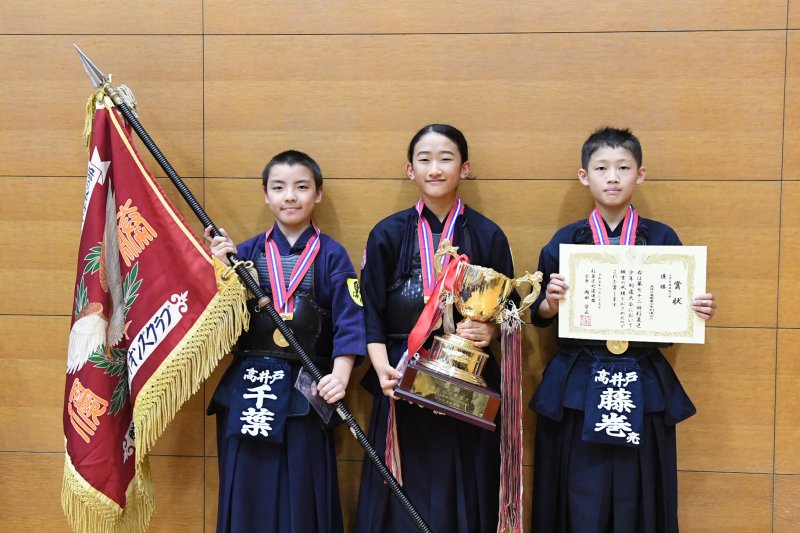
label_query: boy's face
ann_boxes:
[578,146,645,211]
[406,132,471,202]
[263,163,322,232]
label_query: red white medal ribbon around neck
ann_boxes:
[264,222,321,313]
[589,205,638,245]
[415,196,464,298]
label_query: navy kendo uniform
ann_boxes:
[208,224,366,533]
[530,217,696,533]
[355,205,515,533]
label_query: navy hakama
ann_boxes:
[213,379,343,533]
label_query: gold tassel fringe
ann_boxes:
[61,257,247,532]
[83,89,105,150]
[62,445,154,533]
[132,256,250,463]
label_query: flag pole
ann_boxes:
[73,45,432,533]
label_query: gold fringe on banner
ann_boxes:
[61,445,154,533]
[61,258,245,533]
[64,95,250,532]
[61,260,247,532]
[132,257,250,463]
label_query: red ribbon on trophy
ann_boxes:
[384,252,468,485]
[391,239,539,532]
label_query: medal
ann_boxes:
[606,339,629,355]
[272,312,293,348]
[273,329,289,348]
[589,206,637,357]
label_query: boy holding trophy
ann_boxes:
[530,127,716,532]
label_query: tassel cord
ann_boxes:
[498,304,525,533]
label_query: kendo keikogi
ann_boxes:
[209,225,365,533]
[355,204,515,533]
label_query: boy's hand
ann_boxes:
[203,226,236,266]
[539,273,569,319]
[375,362,403,400]
[456,319,498,348]
[692,293,716,321]
[317,373,347,404]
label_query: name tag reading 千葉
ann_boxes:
[558,244,707,345]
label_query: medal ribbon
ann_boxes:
[264,222,321,314]
[589,205,638,245]
[415,196,464,298]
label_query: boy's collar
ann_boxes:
[583,207,646,234]
[269,223,316,253]
[420,204,448,233]
[592,204,634,233]
[602,217,622,238]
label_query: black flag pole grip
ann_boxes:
[101,83,432,532]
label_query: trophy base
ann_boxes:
[396,358,500,431]
[415,358,488,387]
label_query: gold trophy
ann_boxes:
[396,243,542,430]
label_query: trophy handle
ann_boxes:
[434,239,461,277]
[513,270,544,315]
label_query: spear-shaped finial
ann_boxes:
[73,44,109,89]
[74,44,138,116]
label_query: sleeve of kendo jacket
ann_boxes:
[325,237,368,359]
[359,220,397,346]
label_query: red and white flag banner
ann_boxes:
[61,91,249,532]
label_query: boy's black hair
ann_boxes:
[262,150,323,189]
[581,127,643,169]
[407,124,469,163]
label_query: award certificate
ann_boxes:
[558,244,706,344]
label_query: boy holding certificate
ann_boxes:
[530,127,716,532]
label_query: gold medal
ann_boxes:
[434,316,443,330]
[273,329,289,348]
[606,340,628,355]
[273,312,293,347]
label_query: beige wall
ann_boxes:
[1,1,798,531]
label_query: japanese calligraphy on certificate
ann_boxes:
[558,244,707,344]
